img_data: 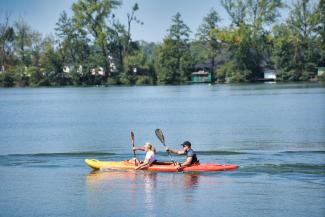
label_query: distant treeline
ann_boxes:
[0,0,324,87]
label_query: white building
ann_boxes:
[63,66,70,73]
[77,65,83,74]
[98,67,105,76]
[318,67,325,76]
[91,67,105,76]
[264,69,276,80]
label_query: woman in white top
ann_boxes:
[128,142,157,170]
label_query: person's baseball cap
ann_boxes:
[181,141,191,147]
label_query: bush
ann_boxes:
[276,69,301,81]
[216,61,237,82]
[6,65,29,87]
[227,70,250,83]
[276,69,288,81]
[0,72,15,87]
[119,73,132,85]
[135,76,153,85]
[105,77,118,85]
[28,67,43,86]
[106,78,118,85]
[217,61,251,83]
[318,73,325,83]
[300,71,315,81]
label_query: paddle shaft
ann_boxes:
[163,143,176,165]
[155,129,176,165]
[131,131,136,158]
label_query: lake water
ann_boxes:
[0,83,324,217]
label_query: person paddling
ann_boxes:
[128,142,157,170]
[166,141,199,169]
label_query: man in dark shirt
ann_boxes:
[166,141,199,169]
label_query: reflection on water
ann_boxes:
[86,170,139,185]
[85,171,201,191]
[143,172,157,216]
[183,173,199,190]
[178,173,200,203]
[85,170,204,214]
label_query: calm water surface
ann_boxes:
[0,83,324,217]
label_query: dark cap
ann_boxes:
[181,141,191,147]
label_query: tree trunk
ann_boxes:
[211,55,215,84]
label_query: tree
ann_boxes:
[315,0,325,66]
[221,0,284,28]
[122,46,154,85]
[55,11,91,70]
[0,13,15,71]
[155,13,191,84]
[39,37,66,86]
[221,0,247,27]
[215,0,284,81]
[72,0,121,78]
[247,0,284,30]
[56,11,78,64]
[109,18,127,74]
[272,0,320,80]
[196,8,221,82]
[211,24,255,81]
[168,12,191,41]
[125,3,143,54]
[0,71,15,87]
[117,3,143,84]
[14,18,33,66]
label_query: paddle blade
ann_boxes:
[130,131,135,146]
[155,129,165,144]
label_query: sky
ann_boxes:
[0,0,291,43]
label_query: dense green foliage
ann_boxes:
[0,0,324,87]
[155,13,192,84]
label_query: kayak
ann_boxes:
[85,159,239,172]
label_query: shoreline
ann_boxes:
[0,81,324,89]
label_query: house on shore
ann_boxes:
[263,68,276,82]
[63,66,70,73]
[190,61,213,84]
[91,67,105,76]
[318,67,325,76]
[191,70,212,83]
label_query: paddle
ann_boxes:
[155,129,176,165]
[130,131,137,165]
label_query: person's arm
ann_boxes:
[133,147,145,152]
[135,158,150,170]
[166,148,185,155]
[179,156,192,167]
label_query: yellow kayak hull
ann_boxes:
[85,159,239,172]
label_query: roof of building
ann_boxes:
[192,70,209,76]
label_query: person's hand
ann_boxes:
[176,162,182,171]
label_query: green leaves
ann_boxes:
[72,0,122,76]
[0,0,323,87]
[155,13,192,84]
[216,0,286,82]
[168,12,191,41]
[271,0,320,81]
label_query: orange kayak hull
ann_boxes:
[85,159,239,172]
